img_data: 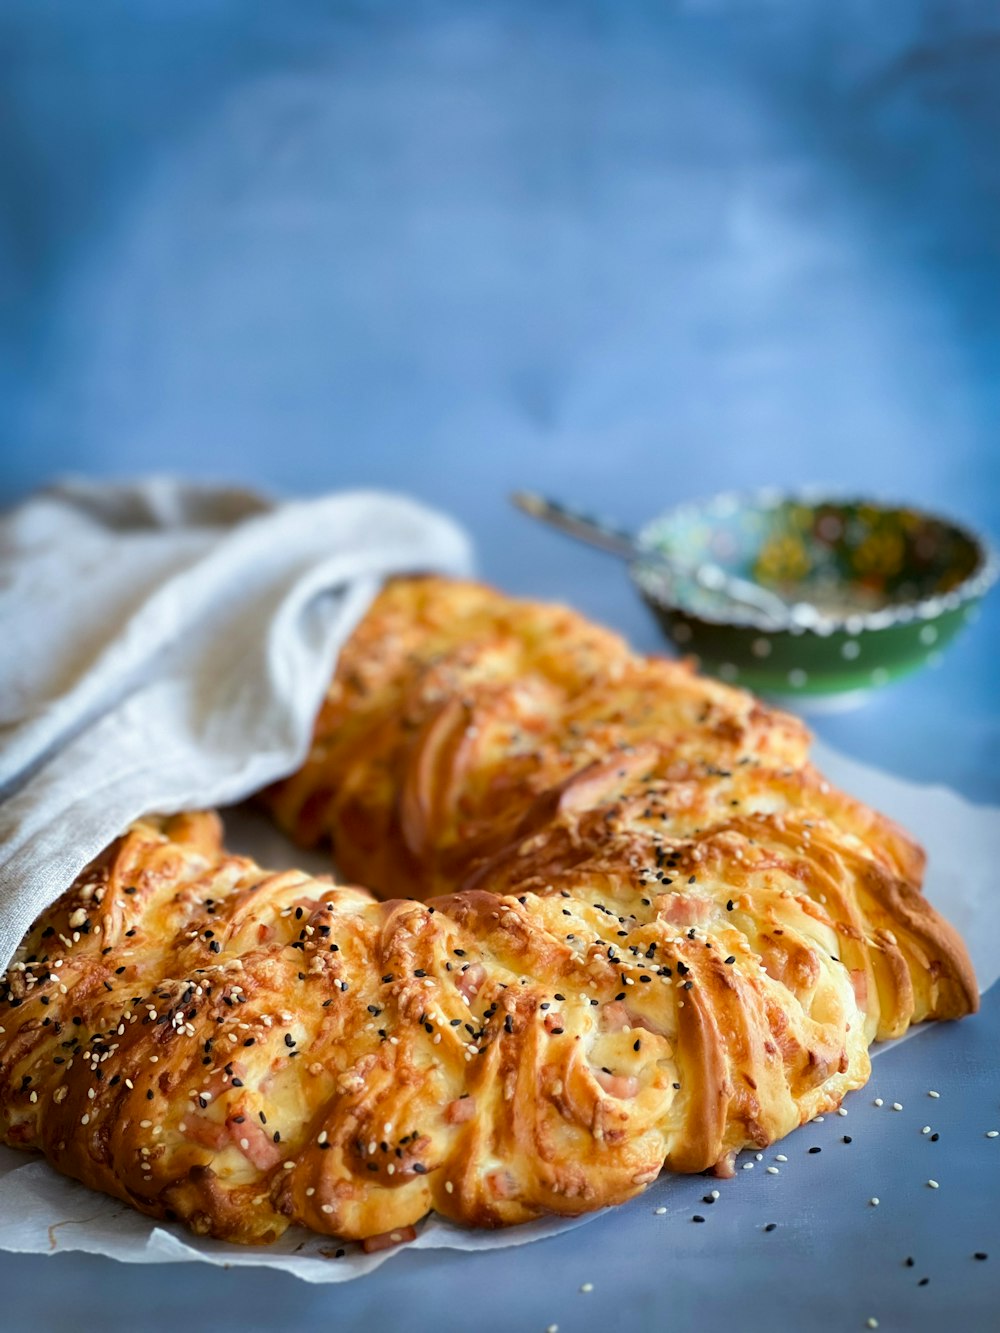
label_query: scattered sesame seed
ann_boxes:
[892,1102,903,1112]
[928,1090,940,1099]
[764,1222,777,1232]
[766,1166,780,1176]
[580,1283,594,1293]
[921,1126,931,1135]
[869,1197,880,1207]
[654,1206,667,1215]
[692,1214,705,1223]
[873,1098,883,1107]
[742,1162,754,1171]
[927,1179,939,1189]
[986,1131,999,1139]
[837,1108,848,1117]
[866,1319,879,1329]
[974,1253,988,1261]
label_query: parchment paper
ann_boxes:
[0,742,995,1282]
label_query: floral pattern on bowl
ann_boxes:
[633,491,997,702]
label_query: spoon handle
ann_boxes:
[510,492,640,561]
[511,490,798,626]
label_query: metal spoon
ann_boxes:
[511,491,821,628]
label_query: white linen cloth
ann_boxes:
[0,478,473,973]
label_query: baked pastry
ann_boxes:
[0,577,977,1247]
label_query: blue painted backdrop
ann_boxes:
[1,5,998,1328]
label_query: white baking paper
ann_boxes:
[0,742,996,1282]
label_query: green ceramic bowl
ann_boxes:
[632,491,997,708]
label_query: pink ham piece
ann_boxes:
[659,893,713,927]
[184,1114,230,1152]
[601,1000,665,1037]
[456,961,486,1003]
[361,1225,418,1253]
[594,1069,640,1098]
[226,1114,286,1171]
[444,1095,476,1124]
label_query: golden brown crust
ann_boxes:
[0,576,977,1246]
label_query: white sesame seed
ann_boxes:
[928,1090,940,1099]
[812,1116,825,1123]
[775,1154,787,1163]
[927,1179,939,1189]
[755,1152,763,1161]
[580,1283,594,1293]
[921,1126,931,1135]
[891,1102,903,1112]
[546,1326,559,1333]
[867,1320,879,1329]
[986,1131,999,1139]
[284,1161,295,1170]
[742,1162,754,1170]
[709,1190,719,1200]
[321,1204,334,1214]
[445,1180,454,1194]
[837,1108,848,1117]
[766,1167,780,1175]
[873,1098,883,1107]
[869,1197,880,1207]
[654,1206,667,1215]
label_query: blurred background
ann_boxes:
[1,0,998,791]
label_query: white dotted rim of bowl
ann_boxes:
[633,488,998,635]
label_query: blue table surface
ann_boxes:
[1,3,998,1329]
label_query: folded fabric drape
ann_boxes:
[0,478,473,973]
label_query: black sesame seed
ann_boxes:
[843,1136,852,1144]
[808,1146,821,1154]
[692,1214,705,1223]
[975,1253,989,1261]
[764,1223,777,1232]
